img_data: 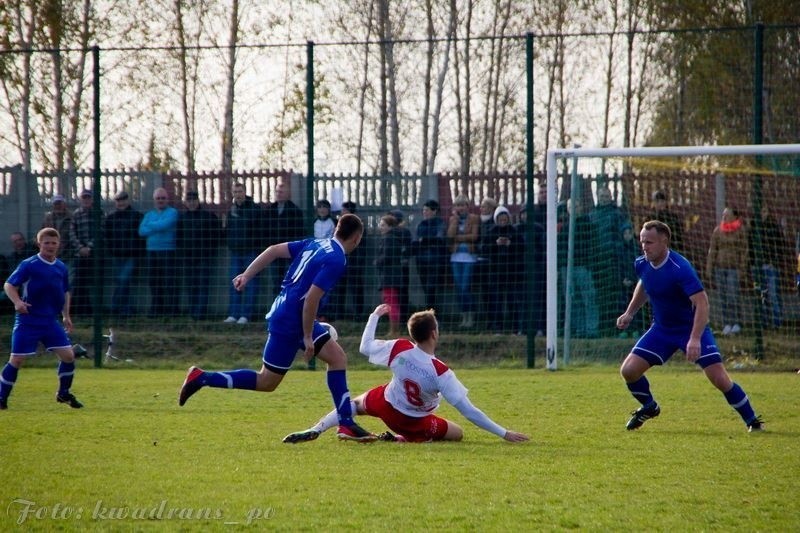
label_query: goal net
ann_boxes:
[544,144,800,370]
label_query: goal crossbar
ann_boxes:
[544,143,800,370]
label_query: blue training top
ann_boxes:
[635,250,704,330]
[266,238,347,336]
[138,206,178,251]
[6,254,70,326]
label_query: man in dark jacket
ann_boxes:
[263,180,305,299]
[41,194,73,261]
[70,189,105,317]
[178,190,222,321]
[104,190,145,317]
[224,183,264,324]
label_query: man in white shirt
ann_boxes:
[283,304,529,443]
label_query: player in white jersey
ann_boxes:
[283,304,529,443]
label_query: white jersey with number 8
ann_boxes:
[359,316,468,418]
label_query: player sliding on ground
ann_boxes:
[617,220,763,433]
[178,214,376,442]
[283,304,529,444]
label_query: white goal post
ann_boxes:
[544,143,800,370]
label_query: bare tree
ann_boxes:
[220,0,238,173]
[0,2,38,171]
[425,0,457,176]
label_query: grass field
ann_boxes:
[2,364,799,531]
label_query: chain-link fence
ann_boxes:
[1,22,799,366]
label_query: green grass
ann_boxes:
[2,365,799,531]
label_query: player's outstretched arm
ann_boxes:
[233,243,291,290]
[451,396,527,442]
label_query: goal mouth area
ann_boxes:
[542,143,800,370]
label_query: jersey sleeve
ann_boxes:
[451,396,507,438]
[676,257,704,297]
[286,239,312,258]
[6,260,30,287]
[438,369,469,406]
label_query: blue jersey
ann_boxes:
[266,238,347,335]
[6,254,70,326]
[635,250,704,330]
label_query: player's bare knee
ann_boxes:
[353,395,367,415]
[54,349,74,363]
[256,369,283,392]
[316,341,347,370]
[620,353,647,382]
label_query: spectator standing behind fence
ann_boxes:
[139,187,178,318]
[103,191,144,318]
[485,206,525,334]
[706,207,748,336]
[264,180,305,300]
[41,194,73,261]
[616,222,646,338]
[411,200,447,312]
[333,201,368,320]
[589,186,630,336]
[8,232,37,271]
[475,197,498,328]
[313,199,337,321]
[649,190,684,254]
[178,191,222,321]
[313,199,336,239]
[0,252,11,314]
[515,205,547,336]
[447,195,480,329]
[558,199,600,338]
[375,214,406,337]
[749,206,788,330]
[224,183,264,325]
[389,209,412,321]
[69,189,104,318]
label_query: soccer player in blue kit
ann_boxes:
[616,220,763,432]
[1,227,83,410]
[179,214,376,441]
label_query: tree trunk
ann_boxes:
[221,0,238,173]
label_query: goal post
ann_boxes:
[544,143,800,370]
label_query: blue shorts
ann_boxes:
[10,320,72,356]
[631,324,722,369]
[261,321,331,374]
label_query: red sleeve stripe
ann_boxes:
[388,339,414,366]
[431,358,449,376]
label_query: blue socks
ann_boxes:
[57,361,75,395]
[327,369,353,425]
[1,363,18,400]
[724,382,757,424]
[626,376,654,406]
[202,369,258,390]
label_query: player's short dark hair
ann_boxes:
[407,309,437,343]
[37,227,60,242]
[335,213,364,240]
[642,219,672,242]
